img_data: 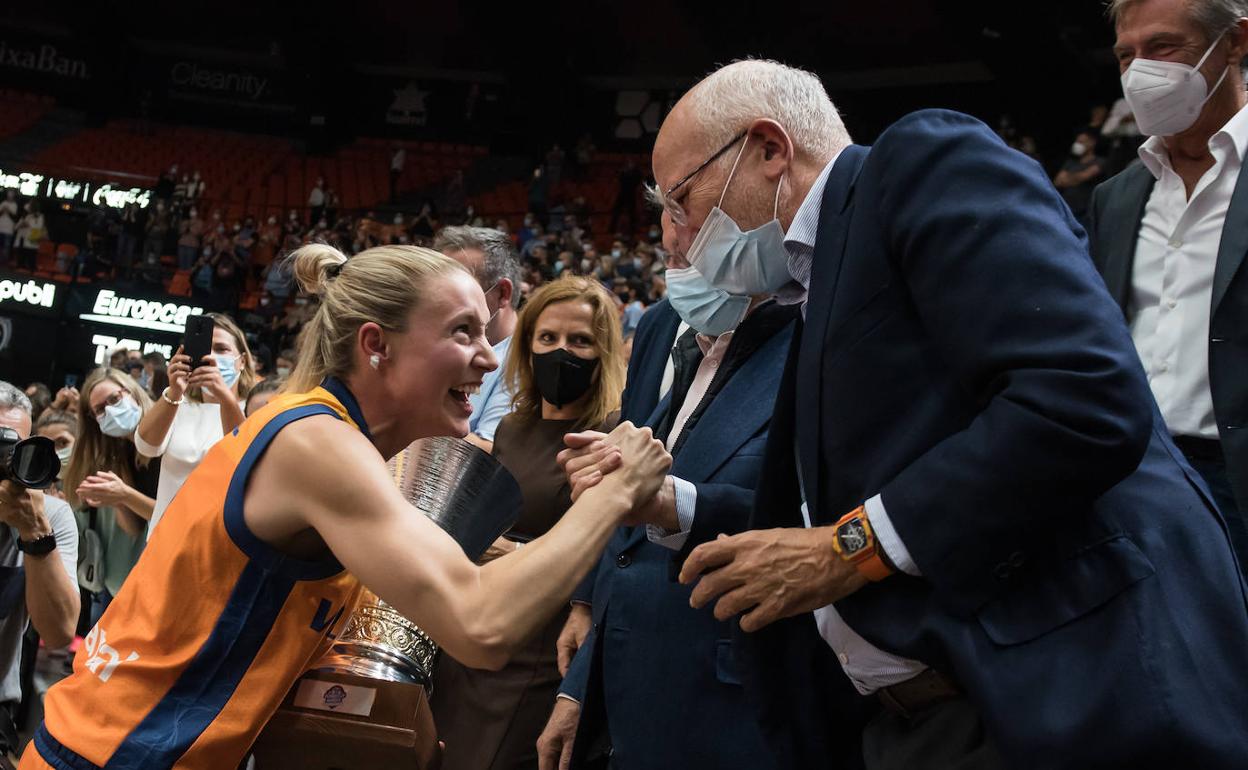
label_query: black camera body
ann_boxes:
[0,427,60,489]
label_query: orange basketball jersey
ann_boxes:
[28,378,369,770]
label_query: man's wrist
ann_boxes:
[654,476,678,531]
[830,506,894,582]
[16,511,53,543]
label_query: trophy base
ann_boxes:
[250,670,441,770]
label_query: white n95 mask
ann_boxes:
[1121,31,1231,137]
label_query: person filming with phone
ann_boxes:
[135,312,257,538]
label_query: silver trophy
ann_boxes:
[314,436,522,687]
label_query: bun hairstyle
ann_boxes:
[292,242,348,297]
[284,243,469,393]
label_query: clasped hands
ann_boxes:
[556,428,676,530]
[558,430,868,633]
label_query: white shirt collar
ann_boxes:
[1138,102,1248,180]
[783,146,846,255]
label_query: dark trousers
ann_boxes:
[1175,437,1248,580]
[862,696,1004,770]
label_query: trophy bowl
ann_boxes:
[315,436,522,687]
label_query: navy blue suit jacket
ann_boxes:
[744,111,1248,769]
[568,300,682,606]
[560,301,794,770]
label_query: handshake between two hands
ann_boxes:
[556,423,675,529]
[556,423,869,636]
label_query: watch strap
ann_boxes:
[17,532,56,557]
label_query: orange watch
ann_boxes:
[831,506,894,582]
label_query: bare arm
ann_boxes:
[115,501,151,536]
[215,396,246,435]
[136,349,192,454]
[247,417,669,670]
[463,433,494,454]
[0,485,79,648]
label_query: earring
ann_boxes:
[369,354,381,370]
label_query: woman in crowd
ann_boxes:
[135,312,255,537]
[23,243,667,770]
[34,409,77,501]
[14,201,47,271]
[62,369,159,625]
[432,275,626,770]
[177,208,204,271]
[0,191,18,263]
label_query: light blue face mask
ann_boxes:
[214,354,239,388]
[686,135,792,296]
[665,266,751,336]
[99,396,142,438]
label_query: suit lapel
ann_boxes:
[643,393,671,431]
[1213,162,1248,314]
[796,144,868,519]
[672,324,793,482]
[1102,165,1155,316]
[622,302,680,423]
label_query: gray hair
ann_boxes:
[1108,0,1248,46]
[434,226,523,308]
[0,381,31,416]
[685,59,851,168]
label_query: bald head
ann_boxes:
[656,59,849,187]
[653,59,851,256]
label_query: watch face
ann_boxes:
[837,519,869,555]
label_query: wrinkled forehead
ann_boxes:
[1114,0,1207,46]
[653,101,713,192]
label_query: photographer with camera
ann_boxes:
[0,382,78,761]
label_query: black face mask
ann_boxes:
[532,348,599,409]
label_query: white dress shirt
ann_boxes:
[646,329,733,551]
[783,149,929,694]
[1130,104,1248,439]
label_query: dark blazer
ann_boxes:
[745,110,1248,769]
[1087,160,1248,516]
[569,300,682,606]
[560,303,795,770]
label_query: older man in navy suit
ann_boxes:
[533,240,821,767]
[655,59,1248,770]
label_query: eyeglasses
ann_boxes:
[660,130,747,227]
[91,391,127,421]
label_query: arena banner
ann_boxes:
[66,283,204,366]
[131,43,299,121]
[0,269,66,320]
[0,28,94,93]
[354,67,504,140]
[0,167,152,210]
